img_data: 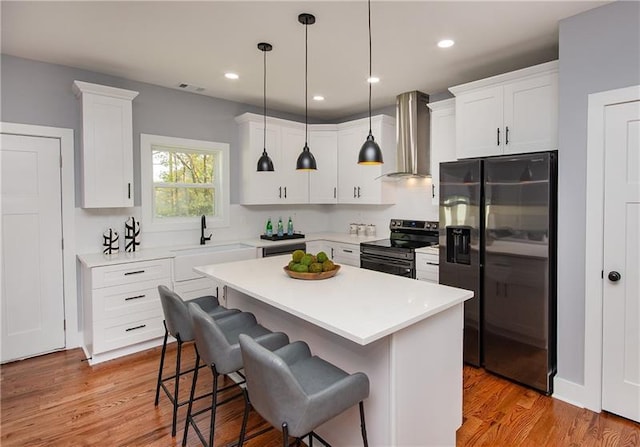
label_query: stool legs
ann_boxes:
[154,321,186,437]
[359,401,369,447]
[275,404,367,447]
[209,367,219,447]
[182,350,201,447]
[171,338,184,436]
[154,322,169,406]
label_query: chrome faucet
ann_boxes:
[200,215,212,245]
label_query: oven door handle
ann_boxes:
[360,247,413,260]
[361,253,413,268]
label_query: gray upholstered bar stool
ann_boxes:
[238,335,370,447]
[155,285,240,436]
[183,303,289,447]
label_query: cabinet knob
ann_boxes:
[608,271,621,282]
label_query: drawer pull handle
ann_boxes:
[343,249,353,253]
[125,294,146,301]
[426,262,439,266]
[124,270,145,276]
[125,324,146,332]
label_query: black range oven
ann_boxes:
[360,219,439,278]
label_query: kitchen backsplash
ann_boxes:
[75,178,438,254]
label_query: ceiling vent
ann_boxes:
[177,83,205,93]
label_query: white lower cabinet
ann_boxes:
[81,257,172,363]
[306,240,360,267]
[305,240,333,258]
[331,242,360,267]
[415,252,439,283]
[173,276,222,304]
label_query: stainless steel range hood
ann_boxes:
[386,91,431,178]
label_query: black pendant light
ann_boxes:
[358,0,383,165]
[296,13,317,171]
[257,42,274,172]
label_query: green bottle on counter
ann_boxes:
[277,217,284,237]
[266,217,273,237]
[287,216,294,236]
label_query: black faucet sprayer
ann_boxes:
[200,215,212,245]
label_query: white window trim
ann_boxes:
[140,133,230,232]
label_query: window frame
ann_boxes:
[140,133,230,232]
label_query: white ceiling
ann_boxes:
[1,1,608,121]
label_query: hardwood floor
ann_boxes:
[1,345,638,446]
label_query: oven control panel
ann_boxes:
[390,219,439,231]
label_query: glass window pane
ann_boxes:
[154,187,215,217]
[152,149,214,184]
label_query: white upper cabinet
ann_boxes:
[237,113,395,205]
[427,99,456,206]
[236,113,309,205]
[73,81,139,208]
[450,61,558,159]
[337,115,396,204]
[309,126,338,204]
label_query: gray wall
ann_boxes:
[557,1,640,384]
[0,54,306,205]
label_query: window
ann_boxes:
[141,134,229,232]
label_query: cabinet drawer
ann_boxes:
[91,258,171,288]
[333,243,360,267]
[416,253,439,283]
[92,278,168,321]
[93,312,164,353]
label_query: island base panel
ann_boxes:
[226,288,464,446]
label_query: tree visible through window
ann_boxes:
[152,147,216,218]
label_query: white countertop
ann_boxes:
[195,255,472,346]
[242,231,384,248]
[77,232,383,268]
[77,248,175,268]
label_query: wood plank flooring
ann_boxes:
[1,345,638,446]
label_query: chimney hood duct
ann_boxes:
[386,91,431,178]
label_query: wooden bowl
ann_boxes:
[283,264,341,280]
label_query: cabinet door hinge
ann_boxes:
[63,319,66,330]
[61,238,64,250]
[60,155,63,168]
[601,270,604,279]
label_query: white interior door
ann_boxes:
[602,100,640,422]
[1,134,65,362]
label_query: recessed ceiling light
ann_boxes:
[437,39,455,48]
[313,95,325,101]
[367,76,380,84]
[224,72,239,80]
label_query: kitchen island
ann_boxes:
[195,256,473,446]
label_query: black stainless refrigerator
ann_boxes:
[439,152,557,394]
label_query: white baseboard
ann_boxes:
[82,337,165,366]
[553,377,590,409]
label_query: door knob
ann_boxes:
[608,271,621,282]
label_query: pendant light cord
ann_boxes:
[368,0,372,136]
[263,47,267,150]
[305,18,309,147]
